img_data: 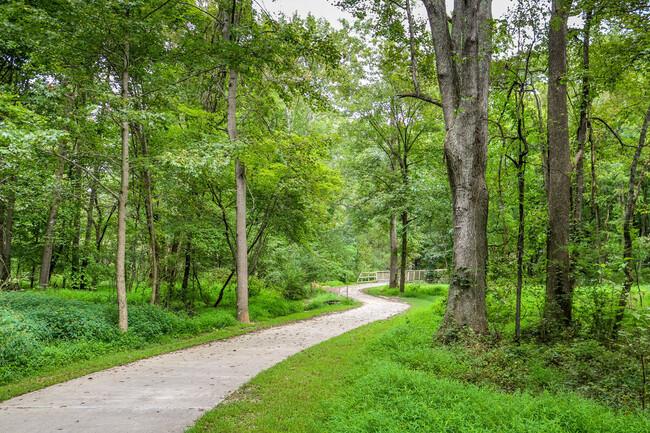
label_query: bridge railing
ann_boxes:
[357,270,431,284]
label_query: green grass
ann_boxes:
[0,287,358,401]
[189,283,650,433]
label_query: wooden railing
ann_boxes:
[356,269,431,284]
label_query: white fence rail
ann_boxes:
[356,269,431,284]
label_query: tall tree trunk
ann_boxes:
[389,215,399,289]
[116,40,130,332]
[614,104,650,333]
[421,0,492,335]
[544,0,574,336]
[39,145,65,288]
[224,2,250,324]
[400,211,408,293]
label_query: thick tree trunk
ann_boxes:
[389,215,399,289]
[116,41,130,332]
[422,0,492,335]
[545,0,574,335]
[39,146,65,288]
[400,211,408,293]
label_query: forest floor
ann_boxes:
[0,282,408,433]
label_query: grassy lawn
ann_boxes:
[189,283,650,433]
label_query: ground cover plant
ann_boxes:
[0,279,354,396]
[189,283,650,432]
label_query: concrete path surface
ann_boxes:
[0,283,408,433]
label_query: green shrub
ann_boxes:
[0,308,43,368]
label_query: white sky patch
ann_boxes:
[256,0,515,27]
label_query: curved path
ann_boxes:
[0,283,407,432]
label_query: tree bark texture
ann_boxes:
[116,40,130,332]
[389,214,399,289]
[224,2,250,324]
[39,145,65,288]
[421,0,492,335]
[545,0,573,333]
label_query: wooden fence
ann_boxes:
[356,269,430,284]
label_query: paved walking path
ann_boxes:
[0,283,408,433]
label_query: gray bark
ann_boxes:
[116,40,130,331]
[421,0,492,335]
[544,0,573,334]
[223,1,249,324]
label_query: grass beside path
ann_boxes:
[188,283,650,433]
[0,299,358,402]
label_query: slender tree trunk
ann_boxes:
[498,153,508,261]
[400,211,408,293]
[71,166,83,289]
[590,131,603,277]
[235,155,250,323]
[574,10,591,224]
[116,40,130,332]
[544,0,574,336]
[163,238,179,307]
[80,177,96,290]
[138,128,160,305]
[223,2,249,324]
[181,237,191,307]
[422,0,492,335]
[39,146,65,288]
[0,198,5,282]
[0,186,14,282]
[614,104,650,333]
[389,215,399,289]
[515,152,526,343]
